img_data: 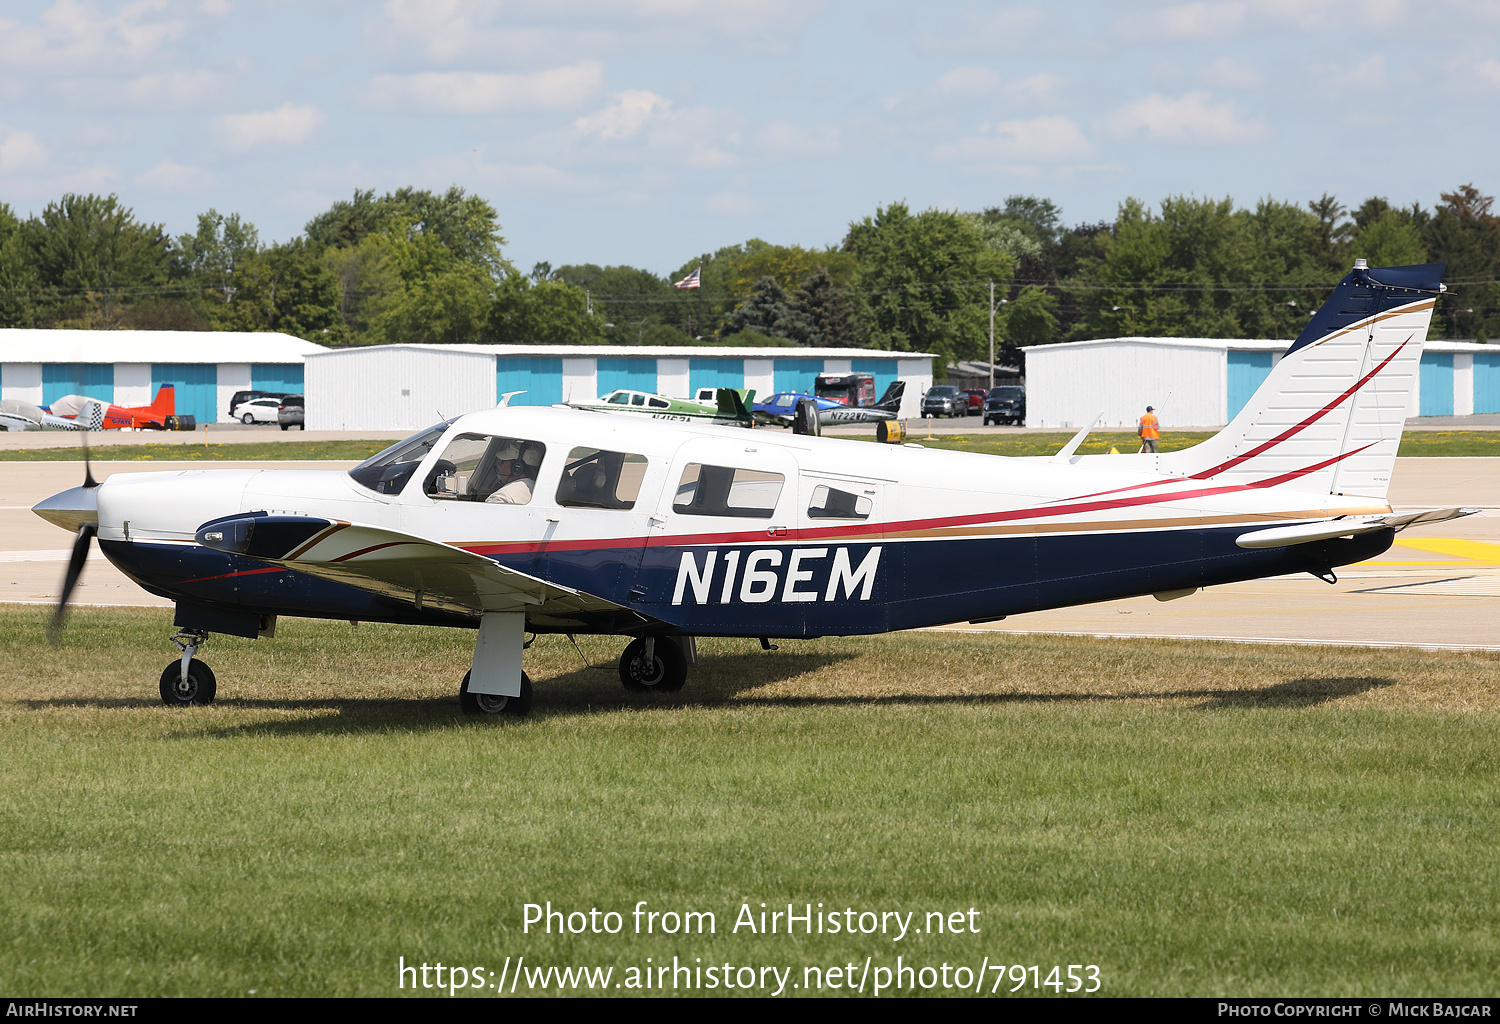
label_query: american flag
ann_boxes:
[673,267,701,290]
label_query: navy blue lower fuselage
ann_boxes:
[101,524,1393,638]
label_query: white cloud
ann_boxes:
[0,127,51,173]
[931,66,1003,97]
[121,70,226,109]
[135,160,213,192]
[1004,73,1066,108]
[1331,54,1385,89]
[1104,91,1270,145]
[0,0,186,75]
[213,104,324,151]
[200,0,232,14]
[1135,2,1246,41]
[367,62,603,114]
[917,8,1047,54]
[1480,59,1500,87]
[1197,57,1261,89]
[574,91,672,140]
[755,121,840,158]
[703,191,765,217]
[932,115,1093,164]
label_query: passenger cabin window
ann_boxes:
[673,463,784,518]
[630,393,646,406]
[607,392,630,405]
[556,447,648,509]
[649,397,670,409]
[773,394,796,408]
[348,420,454,494]
[423,433,546,505]
[807,484,872,520]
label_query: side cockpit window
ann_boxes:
[673,463,784,518]
[424,434,546,505]
[348,420,453,495]
[556,448,648,509]
[807,484,872,520]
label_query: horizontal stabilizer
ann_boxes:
[1235,507,1478,549]
[195,513,623,617]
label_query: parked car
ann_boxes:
[278,394,304,431]
[982,385,1027,426]
[227,390,286,418]
[961,388,987,415]
[921,385,967,418]
[231,397,281,424]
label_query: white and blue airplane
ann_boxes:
[32,261,1473,715]
[752,380,906,431]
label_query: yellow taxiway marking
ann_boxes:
[1353,537,1500,569]
[1391,537,1500,563]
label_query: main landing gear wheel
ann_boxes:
[459,670,533,717]
[618,637,687,693]
[158,659,217,705]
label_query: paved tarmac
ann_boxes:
[3,456,1496,650]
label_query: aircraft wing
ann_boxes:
[1235,507,1480,549]
[195,514,627,618]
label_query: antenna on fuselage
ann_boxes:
[1051,413,1103,463]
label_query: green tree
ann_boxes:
[305,186,508,278]
[1351,210,1428,268]
[1002,285,1059,347]
[176,209,261,307]
[1424,184,1500,340]
[844,201,1013,362]
[321,232,404,342]
[487,272,604,345]
[792,266,862,347]
[21,193,172,328]
[723,276,810,342]
[0,203,39,327]
[212,239,344,340]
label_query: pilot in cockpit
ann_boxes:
[486,442,542,504]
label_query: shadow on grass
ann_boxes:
[19,659,1396,736]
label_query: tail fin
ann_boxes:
[715,387,754,426]
[874,380,906,412]
[149,384,175,417]
[1157,261,1444,499]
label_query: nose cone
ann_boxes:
[32,485,99,533]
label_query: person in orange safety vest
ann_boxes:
[1138,406,1160,453]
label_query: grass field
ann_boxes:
[2,605,1498,997]
[4,429,1499,463]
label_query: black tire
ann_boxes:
[241,413,255,424]
[280,423,289,431]
[459,670,533,717]
[159,659,216,705]
[618,637,687,693]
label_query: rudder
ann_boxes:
[1156,261,1444,499]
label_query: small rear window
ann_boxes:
[807,485,872,520]
[673,464,784,518]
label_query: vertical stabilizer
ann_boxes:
[1156,262,1444,500]
[149,384,176,417]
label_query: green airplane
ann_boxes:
[567,387,755,427]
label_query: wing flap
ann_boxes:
[196,514,623,617]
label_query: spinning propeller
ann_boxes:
[32,435,100,646]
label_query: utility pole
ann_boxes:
[989,282,995,390]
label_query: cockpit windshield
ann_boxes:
[347,419,455,494]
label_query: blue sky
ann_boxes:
[2,0,1498,275]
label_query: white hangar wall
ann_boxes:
[0,330,325,424]
[1023,337,1499,429]
[305,344,936,432]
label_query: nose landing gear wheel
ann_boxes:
[459,670,533,717]
[158,659,217,705]
[618,637,687,693]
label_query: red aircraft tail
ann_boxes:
[148,385,175,418]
